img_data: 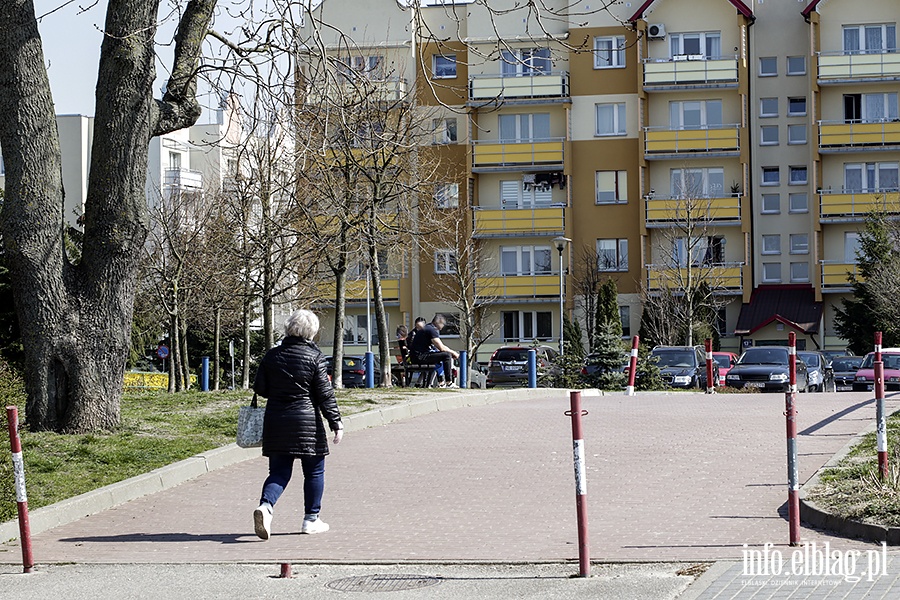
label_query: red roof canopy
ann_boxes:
[629,0,754,23]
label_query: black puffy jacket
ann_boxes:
[253,337,342,457]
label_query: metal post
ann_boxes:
[875,360,889,479]
[567,391,590,577]
[459,351,468,389]
[201,356,210,392]
[229,339,235,390]
[705,339,716,394]
[558,248,565,356]
[6,407,34,573]
[625,336,639,396]
[527,349,537,389]
[785,331,800,547]
[365,351,375,388]
[279,563,292,578]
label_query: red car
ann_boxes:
[712,352,738,387]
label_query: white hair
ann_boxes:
[284,309,320,340]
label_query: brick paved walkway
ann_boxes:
[7,391,899,564]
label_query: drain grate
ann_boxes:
[325,574,442,593]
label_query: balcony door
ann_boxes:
[844,162,899,192]
[500,245,553,275]
[669,100,723,130]
[499,113,551,142]
[670,167,725,198]
[500,180,552,209]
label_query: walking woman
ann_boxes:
[252,309,343,539]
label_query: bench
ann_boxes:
[393,341,438,387]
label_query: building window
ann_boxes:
[760,97,778,117]
[432,118,458,144]
[762,234,781,255]
[788,97,807,116]
[596,170,627,204]
[790,233,809,254]
[789,166,808,185]
[787,56,806,75]
[843,162,899,192]
[790,262,810,283]
[762,262,782,283]
[502,311,553,342]
[344,314,386,345]
[669,100,723,129]
[674,236,724,267]
[619,305,631,338]
[789,192,809,213]
[499,113,551,142]
[438,313,461,336]
[597,238,628,272]
[500,245,553,275]
[788,125,807,145]
[500,179,553,208]
[432,54,457,79]
[843,93,899,122]
[434,250,458,274]
[760,125,779,145]
[845,231,861,263]
[759,57,777,76]
[762,194,780,214]
[595,103,626,136]
[594,36,626,68]
[761,167,780,186]
[501,48,551,76]
[670,167,725,198]
[434,182,459,208]
[843,24,897,54]
[669,31,721,59]
[169,151,182,169]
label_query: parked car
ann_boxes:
[486,345,558,388]
[725,346,809,392]
[798,351,833,393]
[649,346,707,389]
[821,349,853,365]
[581,353,629,379]
[830,356,863,392]
[852,349,900,392]
[324,355,382,388]
[712,352,738,387]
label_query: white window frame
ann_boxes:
[788,124,807,145]
[761,167,780,186]
[432,118,458,144]
[843,162,899,192]
[434,182,459,208]
[786,56,806,75]
[597,238,628,272]
[788,97,807,116]
[434,249,458,274]
[593,36,626,69]
[502,310,553,342]
[790,233,809,255]
[759,57,777,76]
[789,166,808,185]
[498,113,551,142]
[596,170,628,204]
[760,97,778,118]
[843,24,897,54]
[344,314,387,345]
[500,245,553,276]
[670,167,725,198]
[669,99,723,130]
[845,231,861,263]
[790,262,810,283]
[760,125,779,145]
[789,192,809,213]
[432,54,457,79]
[761,193,780,214]
[669,31,721,59]
[500,179,553,208]
[501,48,552,76]
[762,262,782,283]
[595,103,626,136]
[762,234,782,255]
[674,236,725,267]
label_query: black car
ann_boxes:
[486,345,558,388]
[725,347,809,392]
[830,355,863,392]
[649,346,707,389]
[324,355,382,387]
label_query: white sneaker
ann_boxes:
[253,503,273,540]
[301,518,330,534]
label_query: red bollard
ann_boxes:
[6,407,34,573]
[705,339,716,394]
[875,360,889,480]
[566,391,590,577]
[875,330,883,363]
[625,335,639,396]
[279,563,292,578]
[785,333,800,547]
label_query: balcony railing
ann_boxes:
[319,275,402,302]
[164,168,203,190]
[820,261,862,291]
[472,205,565,236]
[819,189,900,221]
[642,55,739,88]
[474,273,559,298]
[817,50,900,82]
[818,120,900,150]
[469,71,569,101]
[644,125,740,157]
[305,78,409,103]
[472,138,565,168]
[645,263,744,293]
[645,195,741,226]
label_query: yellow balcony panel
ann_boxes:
[643,57,739,87]
[473,206,565,236]
[817,52,900,82]
[645,196,741,225]
[646,264,743,292]
[819,121,900,149]
[644,126,740,155]
[820,262,862,290]
[475,274,559,298]
[819,191,900,220]
[469,72,569,100]
[319,276,401,302]
[472,139,565,167]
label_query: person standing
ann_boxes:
[252,309,343,540]
[408,314,459,387]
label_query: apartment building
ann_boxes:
[308,0,900,358]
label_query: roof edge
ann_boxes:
[629,0,753,23]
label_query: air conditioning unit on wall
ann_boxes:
[647,23,666,39]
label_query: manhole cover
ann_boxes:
[325,574,442,593]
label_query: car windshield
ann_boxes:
[798,353,820,368]
[493,350,530,362]
[859,353,900,369]
[713,355,731,368]
[652,350,696,368]
[831,357,862,371]
[738,348,788,365]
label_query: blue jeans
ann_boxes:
[260,454,325,516]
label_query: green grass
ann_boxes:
[805,412,900,527]
[1,385,431,524]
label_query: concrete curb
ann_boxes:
[1,387,576,542]
[798,406,900,545]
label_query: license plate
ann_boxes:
[503,365,522,372]
[837,385,852,391]
[746,382,766,388]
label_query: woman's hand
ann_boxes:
[333,423,344,445]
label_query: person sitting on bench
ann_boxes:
[408,314,459,387]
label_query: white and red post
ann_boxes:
[6,406,34,573]
[705,338,716,394]
[875,331,889,480]
[785,332,800,546]
[567,391,590,577]
[625,335,639,396]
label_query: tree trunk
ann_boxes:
[241,292,252,389]
[369,239,392,388]
[213,306,221,391]
[180,314,191,390]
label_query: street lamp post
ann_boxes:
[553,236,571,356]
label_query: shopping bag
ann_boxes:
[236,393,265,448]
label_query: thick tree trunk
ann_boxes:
[368,234,392,388]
